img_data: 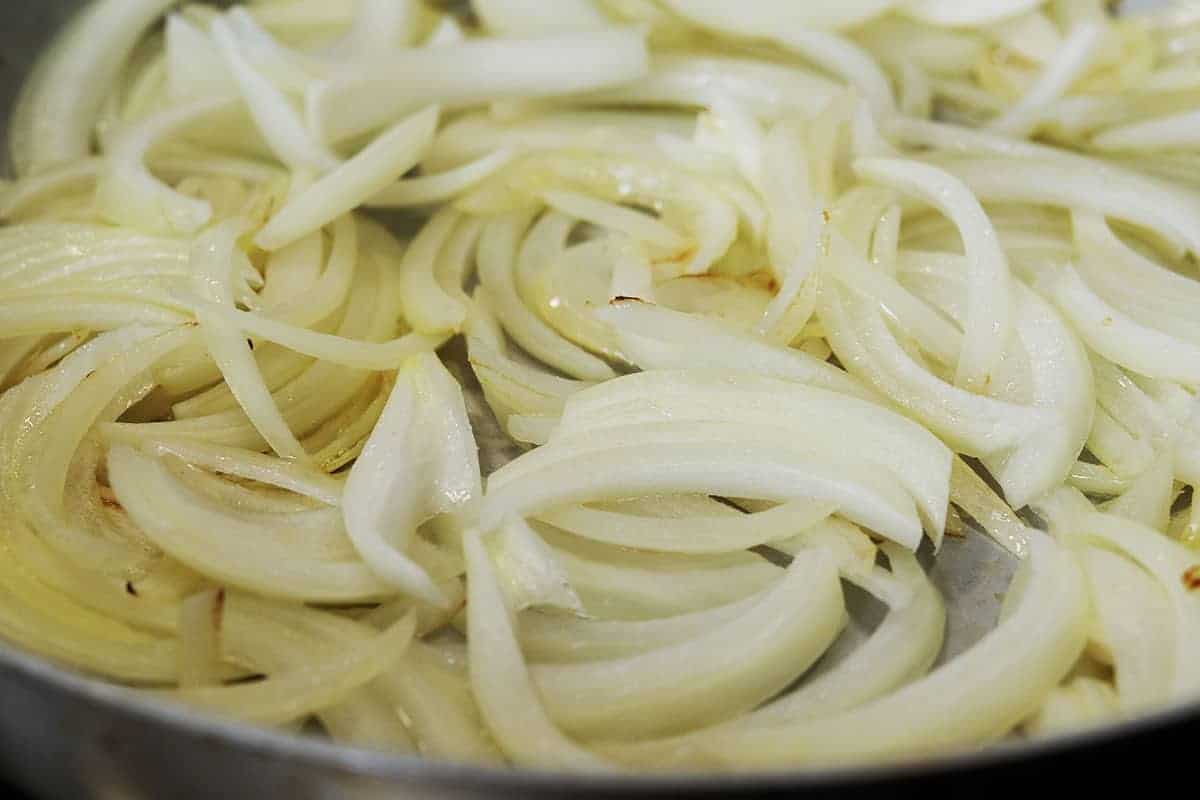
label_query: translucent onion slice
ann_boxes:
[853,157,1010,392]
[165,14,235,102]
[342,352,480,607]
[932,154,1200,257]
[611,531,1085,769]
[108,445,392,603]
[374,641,504,764]
[484,424,924,550]
[1080,546,1173,712]
[463,529,612,771]
[1076,511,1200,700]
[531,548,844,739]
[1047,266,1200,385]
[95,98,232,235]
[396,209,469,335]
[308,28,650,144]
[543,529,782,620]
[10,0,179,176]
[900,0,1043,26]
[163,607,416,725]
[191,221,308,462]
[535,499,835,554]
[254,106,440,251]
[477,212,618,381]
[661,0,898,33]
[1093,107,1200,151]
[988,23,1106,138]
[597,300,875,401]
[552,369,951,536]
[209,16,339,173]
[582,55,841,122]
[602,545,943,764]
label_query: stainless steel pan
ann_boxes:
[0,3,1194,797]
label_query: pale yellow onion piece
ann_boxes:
[542,190,690,253]
[477,212,617,381]
[262,213,355,329]
[1048,266,1200,385]
[1087,408,1156,480]
[255,107,439,251]
[434,216,485,311]
[484,427,924,550]
[605,546,942,765]
[342,353,480,607]
[1076,511,1200,699]
[177,587,224,688]
[474,0,608,34]
[491,151,740,278]
[582,55,841,123]
[853,157,1010,393]
[901,0,1044,26]
[106,432,342,506]
[1080,546,1173,712]
[984,9,1060,62]
[545,530,782,620]
[463,529,612,771]
[980,282,1094,509]
[191,221,308,462]
[535,499,836,554]
[0,158,103,220]
[368,148,517,209]
[552,369,951,536]
[519,590,764,664]
[183,299,448,371]
[397,208,467,334]
[949,458,1029,558]
[596,300,875,401]
[107,445,392,603]
[258,232,322,311]
[374,642,504,764]
[222,8,329,94]
[1101,452,1174,533]
[490,516,582,613]
[532,548,844,739]
[465,289,593,422]
[931,155,1200,257]
[423,110,690,173]
[164,14,235,102]
[617,530,1085,770]
[756,119,822,339]
[759,117,813,277]
[308,28,649,144]
[10,0,178,176]
[209,16,339,173]
[661,0,898,33]
[1069,462,1130,496]
[1073,212,1200,347]
[95,98,234,235]
[0,535,179,683]
[700,94,765,190]
[327,0,424,57]
[1023,678,1120,736]
[4,328,193,577]
[825,230,962,367]
[741,544,943,725]
[819,284,1048,462]
[607,239,656,303]
[319,687,419,754]
[165,612,416,725]
[988,23,1106,138]
[1093,108,1200,151]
